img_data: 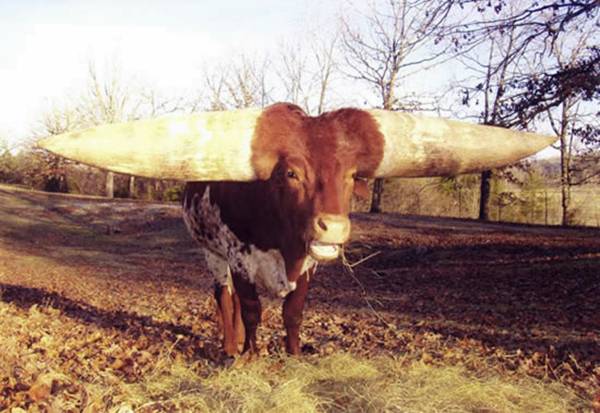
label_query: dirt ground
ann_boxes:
[1,183,599,410]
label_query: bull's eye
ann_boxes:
[353,173,367,182]
[287,169,299,180]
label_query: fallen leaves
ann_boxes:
[28,374,54,403]
[593,391,600,413]
[1,186,599,410]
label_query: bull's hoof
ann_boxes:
[221,355,237,368]
[285,345,301,356]
[285,338,302,355]
[301,343,317,354]
[232,350,259,368]
[200,342,223,362]
[224,341,240,357]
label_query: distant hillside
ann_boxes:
[533,157,561,179]
[532,155,600,184]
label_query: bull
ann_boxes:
[39,102,554,356]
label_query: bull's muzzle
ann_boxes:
[309,214,351,261]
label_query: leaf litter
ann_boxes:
[0,184,598,411]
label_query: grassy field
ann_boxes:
[0,183,599,412]
[354,178,600,227]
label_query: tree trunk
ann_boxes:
[128,176,136,198]
[544,190,548,225]
[478,170,492,220]
[106,171,114,198]
[146,180,154,200]
[154,180,161,201]
[558,102,572,226]
[369,94,391,214]
[560,140,571,226]
[369,178,384,213]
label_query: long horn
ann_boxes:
[37,108,263,181]
[368,110,556,177]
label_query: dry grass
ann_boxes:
[1,300,585,412]
[354,178,600,227]
[1,184,597,412]
[117,352,584,413]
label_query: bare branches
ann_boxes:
[83,61,133,125]
[340,0,453,213]
[275,32,339,115]
[38,59,182,139]
[276,41,310,111]
[202,54,272,111]
[312,33,339,115]
[341,0,453,109]
[447,0,598,50]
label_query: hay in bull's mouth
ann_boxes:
[308,241,340,261]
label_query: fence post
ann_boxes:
[544,190,548,225]
[106,172,114,198]
[129,176,136,198]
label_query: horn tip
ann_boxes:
[530,132,557,153]
[36,137,51,151]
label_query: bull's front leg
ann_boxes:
[214,284,245,356]
[283,271,311,355]
[232,274,262,353]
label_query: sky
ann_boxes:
[0,0,346,147]
[0,0,562,158]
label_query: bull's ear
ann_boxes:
[353,177,370,199]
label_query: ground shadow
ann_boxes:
[2,185,600,367]
[0,282,222,362]
[310,230,600,359]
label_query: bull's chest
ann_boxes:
[182,186,301,297]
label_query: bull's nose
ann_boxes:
[317,217,328,231]
[313,214,351,244]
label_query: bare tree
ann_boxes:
[459,19,536,220]
[313,33,339,115]
[276,32,339,115]
[340,0,453,213]
[277,41,310,111]
[203,68,228,111]
[545,33,599,225]
[203,54,272,111]
[39,59,179,197]
[454,1,599,222]
[0,137,19,184]
[447,0,598,52]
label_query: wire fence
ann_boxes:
[354,180,600,228]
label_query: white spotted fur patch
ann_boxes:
[300,256,318,281]
[183,186,296,298]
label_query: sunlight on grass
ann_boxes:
[1,182,596,412]
[0,276,590,412]
[0,301,585,413]
[119,352,585,413]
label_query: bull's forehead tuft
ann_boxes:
[250,104,385,178]
[309,108,385,176]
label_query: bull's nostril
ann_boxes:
[317,218,328,231]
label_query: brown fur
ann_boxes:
[184,103,385,355]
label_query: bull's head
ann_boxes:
[249,104,384,261]
[38,102,555,262]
